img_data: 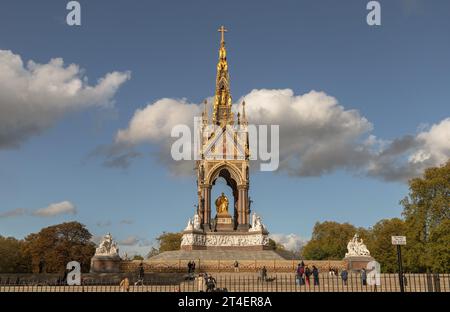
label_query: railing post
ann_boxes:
[433,274,441,292]
[426,273,433,292]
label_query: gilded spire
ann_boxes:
[212,26,233,127]
[202,99,208,125]
[241,100,247,126]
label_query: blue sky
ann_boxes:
[0,0,449,255]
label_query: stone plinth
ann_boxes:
[215,215,233,232]
[344,256,375,271]
[90,255,121,273]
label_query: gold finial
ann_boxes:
[213,26,233,126]
[218,25,227,43]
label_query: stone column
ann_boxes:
[202,184,212,231]
[237,185,250,231]
[198,190,203,223]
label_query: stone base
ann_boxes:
[215,215,234,232]
[90,255,122,273]
[344,256,375,271]
[181,231,269,251]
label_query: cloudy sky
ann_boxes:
[0,0,449,255]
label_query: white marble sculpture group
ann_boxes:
[345,233,371,257]
[184,213,202,231]
[249,212,266,232]
[95,233,119,257]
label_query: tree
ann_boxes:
[266,238,300,259]
[400,160,450,272]
[0,236,31,273]
[146,247,160,259]
[302,221,363,260]
[22,222,96,273]
[365,218,406,272]
[156,232,182,253]
[132,255,144,261]
[267,238,285,251]
[428,219,450,272]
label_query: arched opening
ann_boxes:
[211,169,239,230]
[200,163,248,232]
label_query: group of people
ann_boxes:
[119,262,145,291]
[196,273,218,292]
[296,263,373,287]
[328,267,339,276]
[295,262,320,286]
[187,261,196,275]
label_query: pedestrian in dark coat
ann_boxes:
[312,266,320,286]
[361,268,367,286]
[340,269,348,286]
[304,266,311,286]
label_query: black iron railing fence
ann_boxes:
[0,273,448,292]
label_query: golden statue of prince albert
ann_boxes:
[215,192,229,216]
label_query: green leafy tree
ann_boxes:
[0,236,31,273]
[428,219,450,272]
[132,255,144,261]
[400,160,450,272]
[156,232,182,253]
[366,218,406,272]
[22,222,96,273]
[302,221,363,260]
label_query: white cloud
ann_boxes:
[32,201,77,217]
[115,98,200,145]
[270,233,307,252]
[118,236,152,247]
[119,236,139,246]
[0,208,27,219]
[367,118,450,181]
[112,98,200,174]
[105,88,449,182]
[237,89,373,176]
[0,49,130,148]
[412,118,450,165]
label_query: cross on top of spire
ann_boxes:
[218,25,227,43]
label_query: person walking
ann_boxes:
[296,263,305,286]
[312,266,320,286]
[234,260,239,273]
[119,277,130,292]
[206,275,216,292]
[196,273,206,292]
[259,266,267,282]
[340,269,348,286]
[304,266,311,286]
[361,268,367,286]
[135,262,145,286]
